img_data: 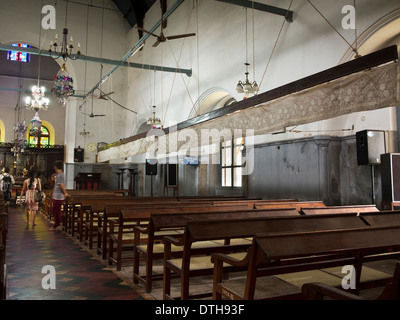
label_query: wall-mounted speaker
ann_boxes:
[145,159,158,176]
[74,147,84,163]
[381,153,400,202]
[356,130,386,165]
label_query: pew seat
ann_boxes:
[302,262,400,300]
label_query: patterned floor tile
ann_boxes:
[6,207,143,300]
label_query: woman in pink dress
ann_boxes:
[20,170,41,226]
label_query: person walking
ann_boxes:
[49,160,68,231]
[0,167,15,208]
[20,170,41,226]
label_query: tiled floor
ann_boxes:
[6,206,144,300]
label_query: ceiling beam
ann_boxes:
[215,0,294,22]
[0,86,85,99]
[0,44,192,77]
[83,0,187,100]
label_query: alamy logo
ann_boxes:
[341,265,356,290]
[41,265,56,290]
[342,5,356,30]
[42,5,56,30]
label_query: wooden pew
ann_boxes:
[360,211,400,227]
[76,198,146,241]
[162,213,368,300]
[66,195,138,235]
[0,214,8,249]
[255,201,326,212]
[212,226,400,300]
[301,261,400,300]
[108,204,253,271]
[212,199,299,209]
[95,199,254,257]
[301,205,379,216]
[0,245,5,300]
[131,206,290,292]
[96,201,223,259]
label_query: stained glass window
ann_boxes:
[28,125,50,148]
[7,44,31,62]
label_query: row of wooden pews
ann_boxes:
[211,211,400,300]
[0,191,8,300]
[41,190,399,300]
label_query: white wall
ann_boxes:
[1,0,399,170]
[125,0,399,146]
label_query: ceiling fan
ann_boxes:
[98,90,115,100]
[82,94,106,118]
[136,5,196,47]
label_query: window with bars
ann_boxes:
[221,137,244,188]
[28,126,50,148]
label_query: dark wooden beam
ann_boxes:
[215,0,294,22]
[99,45,398,151]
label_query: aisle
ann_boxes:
[6,206,143,300]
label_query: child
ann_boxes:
[20,170,41,226]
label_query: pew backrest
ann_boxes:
[186,213,368,243]
[301,205,379,215]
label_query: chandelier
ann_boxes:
[49,28,81,61]
[48,0,81,61]
[13,120,27,135]
[25,86,50,111]
[235,7,259,99]
[236,63,259,98]
[11,139,27,155]
[52,63,75,106]
[147,106,163,129]
[29,112,42,138]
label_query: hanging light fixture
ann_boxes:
[29,112,43,138]
[25,86,50,111]
[52,63,75,106]
[236,7,259,99]
[48,0,81,61]
[147,106,163,129]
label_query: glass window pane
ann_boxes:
[222,147,232,166]
[40,136,49,147]
[222,140,231,148]
[234,145,243,166]
[222,168,232,187]
[29,136,37,147]
[233,167,242,187]
[41,126,49,135]
[234,137,244,146]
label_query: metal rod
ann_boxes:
[0,86,85,98]
[0,44,192,77]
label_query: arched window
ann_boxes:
[29,125,50,148]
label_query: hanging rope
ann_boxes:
[251,0,256,83]
[306,0,360,57]
[353,0,361,58]
[196,0,200,114]
[162,5,195,123]
[259,0,293,90]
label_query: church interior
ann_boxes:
[0,0,400,303]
